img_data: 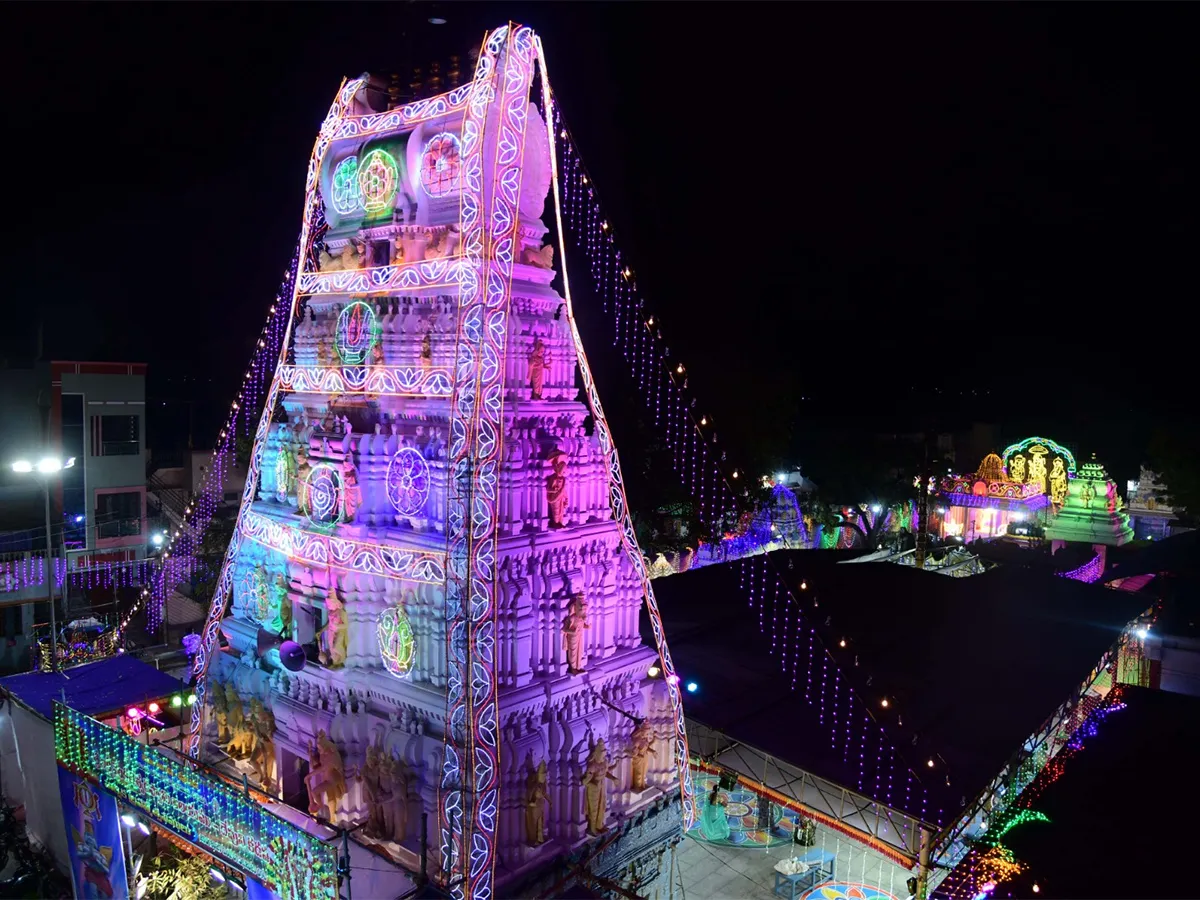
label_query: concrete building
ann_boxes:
[0,361,148,670]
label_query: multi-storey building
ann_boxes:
[0,360,147,667]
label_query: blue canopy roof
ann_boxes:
[0,653,185,721]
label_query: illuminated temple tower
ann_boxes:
[189,25,689,900]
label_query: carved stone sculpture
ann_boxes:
[342,458,363,523]
[360,739,387,838]
[381,752,409,844]
[223,683,252,760]
[305,730,346,822]
[420,329,433,371]
[546,451,568,528]
[524,760,551,846]
[264,575,292,639]
[391,235,406,265]
[295,448,312,515]
[581,739,617,835]
[629,720,655,792]
[562,593,589,675]
[522,243,554,269]
[209,680,230,745]
[527,336,548,400]
[319,242,365,272]
[249,699,277,791]
[319,587,348,669]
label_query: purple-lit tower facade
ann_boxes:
[191,26,689,900]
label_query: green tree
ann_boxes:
[1146,425,1200,524]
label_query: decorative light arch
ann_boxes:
[1001,436,1077,477]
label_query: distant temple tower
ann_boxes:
[187,26,688,900]
[1044,455,1134,567]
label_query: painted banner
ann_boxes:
[54,702,339,900]
[58,766,129,900]
[247,877,283,900]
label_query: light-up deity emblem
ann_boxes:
[303,464,344,528]
[240,566,269,623]
[378,605,415,676]
[386,447,430,516]
[419,132,461,198]
[1048,457,1068,508]
[357,148,398,213]
[335,301,377,365]
[1027,445,1049,494]
[275,449,295,504]
[331,155,362,215]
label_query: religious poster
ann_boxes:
[58,765,129,900]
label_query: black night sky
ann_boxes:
[7,3,1195,472]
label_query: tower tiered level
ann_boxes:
[189,26,689,900]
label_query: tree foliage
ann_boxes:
[1146,424,1200,523]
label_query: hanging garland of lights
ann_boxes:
[121,241,299,636]
[938,685,1127,898]
[547,93,949,823]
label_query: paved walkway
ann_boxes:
[670,821,911,900]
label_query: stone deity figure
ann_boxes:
[223,683,249,759]
[580,739,617,835]
[359,740,387,839]
[249,699,277,791]
[527,336,548,400]
[524,760,551,846]
[319,588,349,669]
[295,449,312,514]
[342,458,363,523]
[391,235,406,265]
[1009,454,1027,484]
[209,680,230,745]
[267,575,293,638]
[371,341,385,368]
[306,731,346,822]
[629,720,656,792]
[380,753,409,844]
[562,593,589,675]
[546,451,569,528]
[420,329,433,371]
[1048,458,1068,508]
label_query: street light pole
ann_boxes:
[12,455,74,674]
[42,476,58,673]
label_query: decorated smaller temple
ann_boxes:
[936,452,1048,542]
[1043,456,1134,557]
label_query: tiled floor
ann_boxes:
[672,819,912,900]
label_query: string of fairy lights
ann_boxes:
[118,241,300,635]
[937,683,1128,898]
[548,95,948,824]
[547,101,742,537]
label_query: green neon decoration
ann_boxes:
[54,702,339,899]
[378,605,415,676]
[357,148,398,213]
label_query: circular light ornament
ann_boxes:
[303,463,344,528]
[419,132,462,198]
[378,605,415,676]
[335,300,378,365]
[357,148,398,212]
[386,447,431,516]
[331,156,362,215]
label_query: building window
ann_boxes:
[62,395,87,548]
[91,415,140,457]
[96,491,142,538]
